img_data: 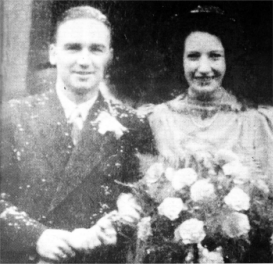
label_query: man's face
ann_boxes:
[50,18,112,95]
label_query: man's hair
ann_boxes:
[51,5,112,44]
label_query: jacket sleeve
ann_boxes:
[113,105,157,183]
[0,101,47,253]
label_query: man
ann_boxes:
[0,6,154,263]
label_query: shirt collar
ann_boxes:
[56,81,98,122]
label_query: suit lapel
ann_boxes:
[34,90,73,181]
[48,94,115,212]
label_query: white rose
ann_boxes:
[224,187,250,211]
[165,167,176,181]
[144,163,165,184]
[117,193,141,224]
[222,212,250,238]
[222,161,250,185]
[171,168,198,191]
[215,149,239,165]
[137,217,152,241]
[158,197,186,221]
[255,179,270,194]
[175,218,206,244]
[198,244,224,264]
[190,179,216,202]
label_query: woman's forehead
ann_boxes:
[184,31,224,51]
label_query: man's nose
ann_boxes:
[77,50,92,67]
[198,56,211,73]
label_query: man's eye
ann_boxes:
[65,44,81,51]
[90,46,104,53]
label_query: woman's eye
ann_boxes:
[187,53,200,60]
[210,53,222,60]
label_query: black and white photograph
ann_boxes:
[1,1,272,263]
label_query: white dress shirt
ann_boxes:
[56,82,98,144]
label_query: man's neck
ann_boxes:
[56,80,99,105]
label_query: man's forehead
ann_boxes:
[56,18,110,45]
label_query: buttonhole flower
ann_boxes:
[92,111,128,139]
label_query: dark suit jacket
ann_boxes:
[0,90,155,263]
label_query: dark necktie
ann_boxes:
[69,108,84,145]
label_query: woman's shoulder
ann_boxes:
[257,104,273,120]
[241,104,273,132]
[154,94,187,115]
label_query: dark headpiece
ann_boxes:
[190,5,225,15]
[189,5,236,22]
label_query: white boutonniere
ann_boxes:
[93,111,128,139]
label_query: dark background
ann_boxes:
[28,1,272,106]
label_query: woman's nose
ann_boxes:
[198,56,211,73]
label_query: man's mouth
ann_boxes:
[74,71,94,75]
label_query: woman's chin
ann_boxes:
[189,85,220,98]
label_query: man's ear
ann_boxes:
[108,48,114,65]
[49,44,57,65]
[109,48,114,61]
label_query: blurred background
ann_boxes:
[1,0,272,106]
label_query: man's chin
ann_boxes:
[71,83,99,95]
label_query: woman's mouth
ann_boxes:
[194,76,215,82]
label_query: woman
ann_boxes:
[139,5,273,263]
[147,5,273,186]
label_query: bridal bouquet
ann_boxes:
[119,149,273,263]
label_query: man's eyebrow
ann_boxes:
[64,43,81,48]
[90,43,106,49]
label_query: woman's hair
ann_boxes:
[51,6,112,45]
[169,5,256,105]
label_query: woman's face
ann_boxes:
[183,31,226,97]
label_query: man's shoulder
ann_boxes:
[2,91,56,128]
[108,101,148,128]
[5,91,53,111]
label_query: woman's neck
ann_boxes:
[187,87,225,105]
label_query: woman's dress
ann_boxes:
[148,92,273,188]
[136,92,273,263]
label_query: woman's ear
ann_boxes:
[49,44,57,65]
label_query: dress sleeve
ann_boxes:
[254,106,273,188]
[0,102,47,253]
